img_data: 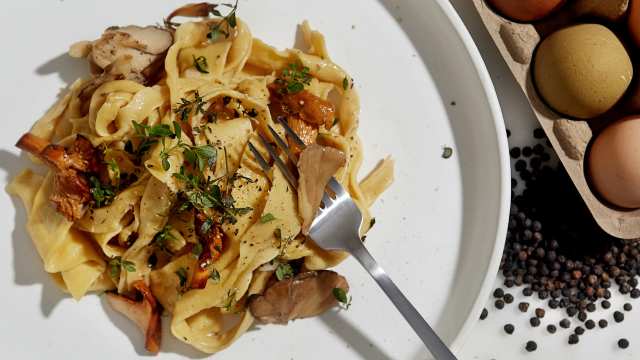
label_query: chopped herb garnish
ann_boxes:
[332,287,352,309]
[174,91,206,122]
[193,55,209,74]
[175,267,189,289]
[442,146,453,159]
[89,176,115,208]
[153,225,177,253]
[342,77,349,90]
[260,213,276,224]
[108,256,136,279]
[192,242,203,257]
[222,289,237,311]
[207,0,239,42]
[209,268,221,283]
[106,158,121,185]
[275,262,294,281]
[276,63,312,94]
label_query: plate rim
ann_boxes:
[430,0,510,353]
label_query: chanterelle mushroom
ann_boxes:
[106,281,162,354]
[16,133,100,221]
[69,25,173,86]
[296,144,346,234]
[248,270,349,324]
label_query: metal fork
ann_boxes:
[247,118,457,360]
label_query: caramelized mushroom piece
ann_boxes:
[248,270,349,324]
[16,133,100,221]
[106,281,162,354]
[191,212,225,289]
[165,2,219,27]
[296,144,346,234]
[70,25,173,87]
[268,84,335,127]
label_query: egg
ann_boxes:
[589,116,640,208]
[486,0,565,22]
[533,24,633,119]
[630,0,640,47]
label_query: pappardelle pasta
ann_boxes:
[8,3,393,354]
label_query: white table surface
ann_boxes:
[450,1,638,359]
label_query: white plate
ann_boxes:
[0,0,509,358]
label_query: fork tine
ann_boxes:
[257,133,298,189]
[321,192,333,208]
[277,117,306,149]
[247,141,271,174]
[267,125,297,164]
[327,178,346,197]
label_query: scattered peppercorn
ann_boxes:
[598,319,608,329]
[495,299,505,310]
[568,334,579,345]
[535,308,545,318]
[585,319,595,330]
[480,308,488,320]
[577,311,587,322]
[518,302,529,313]
[493,288,504,298]
[504,324,515,335]
[618,338,630,349]
[503,294,514,304]
[533,128,545,139]
[614,311,624,323]
[525,341,537,352]
[560,319,571,329]
[624,303,632,312]
[530,317,541,327]
[574,326,585,335]
[601,300,611,309]
[547,324,557,334]
[586,303,596,312]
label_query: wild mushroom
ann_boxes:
[191,212,225,289]
[106,281,162,354]
[248,270,349,324]
[16,133,101,221]
[69,25,173,90]
[296,144,346,234]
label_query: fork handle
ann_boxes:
[349,242,458,360]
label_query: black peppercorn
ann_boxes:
[493,288,504,298]
[586,303,596,313]
[533,128,545,139]
[547,324,557,334]
[510,147,521,159]
[504,293,514,304]
[518,302,529,313]
[480,308,488,320]
[598,319,608,328]
[618,338,630,349]
[560,319,571,328]
[535,308,545,318]
[568,334,579,345]
[624,303,632,312]
[504,324,515,335]
[577,311,587,322]
[585,319,595,330]
[601,300,611,309]
[530,317,541,327]
[574,326,585,335]
[567,307,578,317]
[614,311,624,323]
[631,288,640,299]
[495,299,505,310]
[525,341,537,352]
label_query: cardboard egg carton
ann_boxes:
[472,0,640,239]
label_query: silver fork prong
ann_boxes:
[268,125,297,164]
[327,178,346,197]
[277,117,306,149]
[247,141,271,174]
[257,133,298,190]
[321,192,333,208]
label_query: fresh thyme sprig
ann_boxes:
[174,91,206,122]
[275,63,312,94]
[207,1,239,42]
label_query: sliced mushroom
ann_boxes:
[106,281,162,354]
[248,270,349,324]
[268,83,336,127]
[191,212,225,289]
[296,144,346,234]
[70,25,173,90]
[165,2,219,27]
[16,133,101,221]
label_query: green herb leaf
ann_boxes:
[277,63,312,94]
[209,268,221,283]
[332,287,352,309]
[132,121,149,136]
[275,262,294,281]
[148,124,174,137]
[260,213,276,224]
[89,176,115,208]
[192,242,203,257]
[193,55,210,74]
[207,0,238,41]
[173,121,182,140]
[161,156,171,171]
[343,77,349,90]
[108,257,121,279]
[176,267,188,288]
[122,260,136,272]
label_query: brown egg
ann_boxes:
[589,116,640,209]
[534,24,633,119]
[486,0,566,22]
[630,0,640,47]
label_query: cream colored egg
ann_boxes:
[534,24,633,119]
[589,116,640,209]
